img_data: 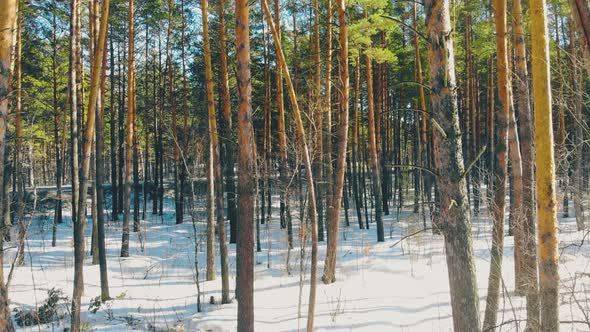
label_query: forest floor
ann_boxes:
[4,188,590,331]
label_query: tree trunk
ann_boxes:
[569,18,585,232]
[321,0,333,243]
[90,0,99,266]
[165,0,181,225]
[235,1,255,329]
[206,140,215,281]
[121,0,135,257]
[530,0,560,329]
[483,0,510,328]
[70,0,81,232]
[365,52,384,242]
[0,0,18,330]
[322,0,349,285]
[274,0,293,249]
[52,10,62,236]
[352,58,363,229]
[109,28,118,221]
[96,19,110,301]
[509,101,526,301]
[202,0,230,304]
[569,0,590,74]
[71,1,110,330]
[118,42,125,217]
[260,0,319,327]
[218,0,237,245]
[512,0,541,327]
[424,0,481,330]
[312,0,327,239]
[414,2,430,221]
[14,1,24,267]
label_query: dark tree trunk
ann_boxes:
[424,0,481,330]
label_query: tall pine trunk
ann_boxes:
[235,1,255,329]
[121,0,135,257]
[322,0,349,284]
[483,0,510,328]
[321,0,333,243]
[530,0,560,328]
[365,51,384,242]
[511,5,540,327]
[218,0,237,245]
[96,19,110,301]
[260,0,319,327]
[71,1,109,329]
[570,18,585,232]
[424,0,481,330]
[0,0,18,330]
[274,0,293,248]
[202,0,230,304]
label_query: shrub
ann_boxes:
[14,288,69,327]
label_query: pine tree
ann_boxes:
[424,0,480,329]
[235,0,256,329]
[530,0,560,328]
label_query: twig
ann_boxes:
[431,119,448,139]
[462,145,487,179]
[385,164,439,177]
[390,82,431,92]
[560,320,590,324]
[381,15,428,41]
[389,228,432,248]
[482,319,526,331]
[500,274,519,332]
[559,230,590,259]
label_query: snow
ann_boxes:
[4,191,590,331]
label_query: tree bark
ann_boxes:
[70,0,81,232]
[483,0,511,328]
[424,0,481,330]
[365,52,384,242]
[121,0,135,257]
[0,0,17,330]
[321,0,333,243]
[71,1,110,330]
[52,10,62,248]
[202,0,230,304]
[218,0,237,245]
[530,0,560,329]
[313,0,327,237]
[322,0,349,285]
[511,6,540,327]
[96,16,110,301]
[14,1,24,267]
[166,0,181,225]
[352,58,363,229]
[260,0,319,327]
[206,140,215,281]
[109,28,118,221]
[273,0,293,248]
[235,1,255,330]
[571,18,585,232]
[569,0,590,74]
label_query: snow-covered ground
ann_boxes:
[4,191,590,331]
